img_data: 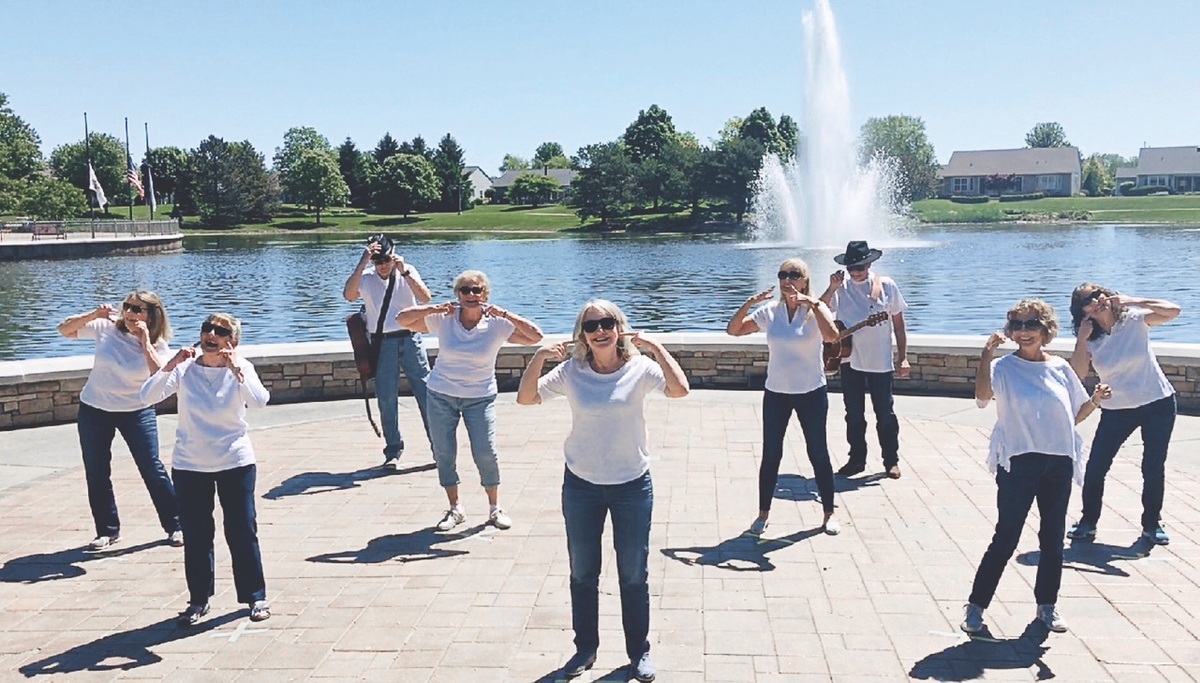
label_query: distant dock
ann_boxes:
[0,219,183,260]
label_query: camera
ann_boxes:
[367,234,394,263]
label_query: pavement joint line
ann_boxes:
[208,622,269,642]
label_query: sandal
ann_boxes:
[249,600,271,622]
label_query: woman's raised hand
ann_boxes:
[129,319,151,346]
[164,346,196,372]
[983,331,1006,353]
[747,287,775,306]
[483,304,509,320]
[95,303,117,321]
[435,301,458,315]
[536,340,571,362]
[1092,382,1113,405]
[1078,318,1094,339]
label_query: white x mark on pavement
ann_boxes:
[209,621,269,642]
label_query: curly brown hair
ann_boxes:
[1005,299,1059,343]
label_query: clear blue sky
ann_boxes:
[4,0,1197,171]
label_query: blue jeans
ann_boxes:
[174,465,266,606]
[969,452,1072,609]
[562,467,653,661]
[761,387,835,513]
[427,389,500,488]
[375,333,431,459]
[840,364,900,468]
[1080,394,1175,531]
[77,402,180,537]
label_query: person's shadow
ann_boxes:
[909,621,1053,681]
[1017,536,1156,578]
[306,525,496,564]
[0,541,165,584]
[661,526,825,572]
[18,611,241,676]
[262,463,435,500]
[530,665,632,682]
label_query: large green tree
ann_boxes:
[499,154,529,173]
[374,133,400,165]
[22,177,87,220]
[274,126,332,206]
[509,173,560,208]
[1025,122,1070,148]
[533,142,565,168]
[859,115,940,202]
[337,138,370,208]
[569,142,638,228]
[399,135,432,160]
[369,153,439,217]
[191,136,279,227]
[1081,154,1115,197]
[623,105,677,163]
[706,136,765,223]
[143,146,189,205]
[740,107,783,156]
[289,150,349,223]
[0,93,43,181]
[777,114,799,160]
[49,133,127,211]
[432,133,471,212]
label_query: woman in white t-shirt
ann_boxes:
[57,290,181,551]
[398,270,543,532]
[727,257,841,537]
[962,299,1110,637]
[516,300,688,683]
[141,312,271,627]
[1066,284,1181,546]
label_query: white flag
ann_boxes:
[88,163,108,208]
[146,165,157,213]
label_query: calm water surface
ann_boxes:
[2,223,1197,361]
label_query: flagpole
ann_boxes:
[84,112,94,238]
[144,122,154,221]
[124,117,134,221]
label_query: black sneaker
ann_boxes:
[836,462,865,477]
[177,603,210,627]
[562,651,596,679]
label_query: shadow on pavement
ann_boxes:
[661,527,825,572]
[0,541,165,584]
[305,526,495,564]
[1016,536,1156,578]
[909,621,1053,681]
[262,463,436,500]
[18,611,242,676]
[531,665,630,682]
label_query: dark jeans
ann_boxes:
[1080,394,1175,531]
[761,387,835,514]
[562,467,653,662]
[969,453,1072,609]
[77,402,180,537]
[174,465,266,607]
[840,364,900,468]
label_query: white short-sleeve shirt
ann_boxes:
[750,300,826,394]
[1087,307,1174,410]
[986,353,1090,483]
[827,273,906,373]
[537,355,667,485]
[359,266,421,334]
[424,312,515,398]
[78,318,171,412]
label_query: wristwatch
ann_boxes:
[399,270,411,277]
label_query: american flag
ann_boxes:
[127,157,145,200]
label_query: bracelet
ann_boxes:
[1090,396,1101,407]
[399,270,411,277]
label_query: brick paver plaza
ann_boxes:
[1,391,1197,681]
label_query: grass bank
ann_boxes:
[910,195,1200,224]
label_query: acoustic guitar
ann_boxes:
[822,312,890,374]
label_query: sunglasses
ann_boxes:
[1086,290,1104,303]
[201,321,234,338]
[846,264,868,273]
[777,270,805,281]
[122,302,148,314]
[581,317,618,334]
[458,286,485,296]
[1008,318,1044,331]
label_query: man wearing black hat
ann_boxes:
[343,234,433,468]
[820,240,909,479]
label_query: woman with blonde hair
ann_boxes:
[57,290,181,550]
[398,270,543,532]
[727,258,841,536]
[517,300,688,682]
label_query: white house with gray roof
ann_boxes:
[1129,146,1200,193]
[938,147,1081,197]
[462,166,492,203]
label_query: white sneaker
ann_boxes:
[489,508,512,530]
[1038,604,1068,633]
[88,535,120,551]
[823,518,841,535]
[436,509,466,532]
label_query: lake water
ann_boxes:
[2,223,1197,361]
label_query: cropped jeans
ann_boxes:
[374,333,431,460]
[562,468,653,662]
[77,402,180,538]
[761,387,835,514]
[427,389,500,489]
[1079,394,1175,532]
[840,365,901,468]
[969,452,1072,609]
[174,464,266,607]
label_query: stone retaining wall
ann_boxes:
[3,334,1198,430]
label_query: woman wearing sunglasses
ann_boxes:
[57,291,182,551]
[963,300,1110,636]
[397,270,543,532]
[140,313,272,627]
[1066,284,1181,546]
[727,258,841,537]
[516,300,688,683]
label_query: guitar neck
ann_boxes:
[839,315,886,340]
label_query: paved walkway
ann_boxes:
[1,391,1198,682]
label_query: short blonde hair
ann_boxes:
[115,290,172,344]
[777,257,812,297]
[453,270,491,300]
[570,299,639,362]
[1005,299,1058,343]
[205,312,243,345]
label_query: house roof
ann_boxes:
[491,168,578,188]
[940,147,1081,177]
[1115,167,1138,180]
[463,166,491,181]
[1135,146,1200,175]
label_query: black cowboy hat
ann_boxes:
[834,240,883,267]
[367,234,395,262]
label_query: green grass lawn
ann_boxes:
[911,195,1200,224]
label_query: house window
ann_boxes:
[951,177,972,194]
[1146,176,1169,187]
[1037,175,1062,191]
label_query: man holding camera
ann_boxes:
[343,235,433,468]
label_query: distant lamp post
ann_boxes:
[456,182,462,215]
